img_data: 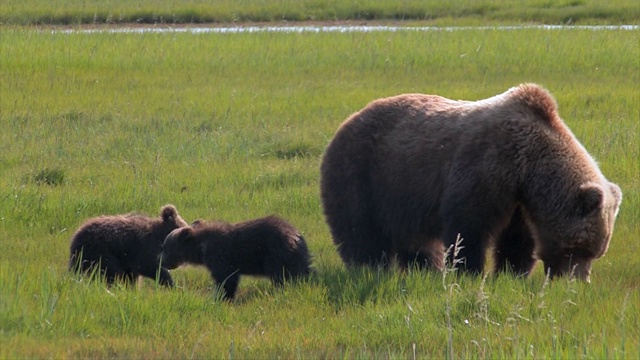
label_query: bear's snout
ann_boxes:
[159,252,177,270]
[545,256,593,283]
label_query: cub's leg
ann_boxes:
[210,266,240,300]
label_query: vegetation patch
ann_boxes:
[270,142,320,160]
[1,0,639,25]
[0,13,637,359]
[33,168,65,186]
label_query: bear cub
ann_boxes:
[69,204,188,286]
[160,215,312,300]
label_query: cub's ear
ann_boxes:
[176,227,194,241]
[161,204,179,222]
[578,183,603,217]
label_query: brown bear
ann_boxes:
[320,83,622,281]
[160,215,312,300]
[69,204,189,286]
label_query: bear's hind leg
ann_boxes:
[335,222,393,268]
[322,169,391,268]
[69,250,85,273]
[398,241,445,271]
[493,207,537,277]
[69,245,101,275]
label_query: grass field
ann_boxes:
[1,12,639,359]
[1,0,640,26]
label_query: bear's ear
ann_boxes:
[177,227,194,242]
[160,205,179,222]
[578,183,604,217]
[609,182,623,213]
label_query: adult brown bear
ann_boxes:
[320,84,622,281]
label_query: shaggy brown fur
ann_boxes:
[320,83,622,281]
[160,215,312,300]
[69,205,189,286]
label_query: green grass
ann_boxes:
[1,0,639,26]
[1,25,639,358]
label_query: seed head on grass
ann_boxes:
[442,234,465,288]
[443,234,464,360]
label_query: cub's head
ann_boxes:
[160,226,199,270]
[539,181,622,282]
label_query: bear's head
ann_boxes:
[160,226,199,270]
[536,181,622,282]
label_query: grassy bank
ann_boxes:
[1,27,639,358]
[1,0,639,26]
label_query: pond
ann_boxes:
[57,24,639,34]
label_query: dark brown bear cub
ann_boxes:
[69,205,188,286]
[160,215,312,300]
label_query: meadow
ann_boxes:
[1,22,639,359]
[1,0,640,26]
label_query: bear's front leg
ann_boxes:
[493,207,537,277]
[441,181,513,275]
[442,219,489,275]
[212,270,240,301]
[138,264,174,287]
[157,267,174,287]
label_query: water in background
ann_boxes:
[57,25,639,34]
